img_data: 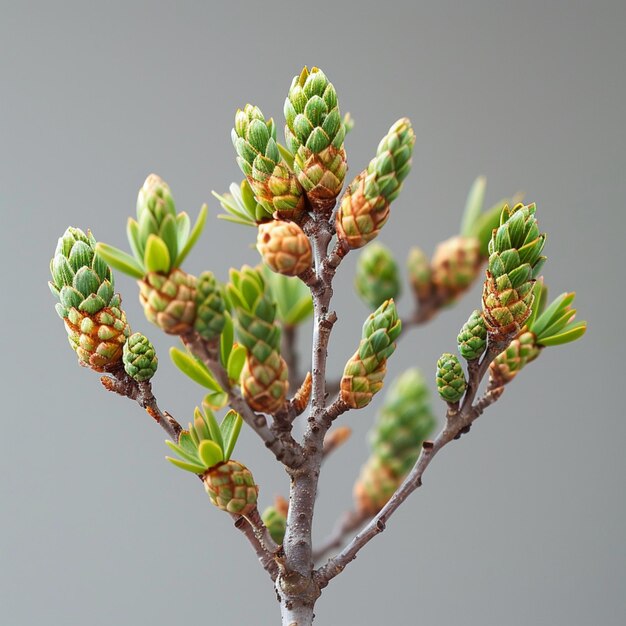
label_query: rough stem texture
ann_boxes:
[276,219,337,625]
[315,340,509,585]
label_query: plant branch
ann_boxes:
[315,337,510,586]
[231,513,279,581]
[183,333,305,469]
[312,509,368,562]
[100,367,182,440]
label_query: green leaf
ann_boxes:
[200,403,224,454]
[95,242,144,278]
[227,344,247,382]
[143,234,171,274]
[165,439,200,465]
[175,203,208,267]
[126,218,144,262]
[539,321,587,346]
[460,176,486,237]
[203,390,229,410]
[532,292,575,338]
[178,431,198,458]
[176,212,191,249]
[198,439,224,468]
[220,311,235,367]
[220,410,243,461]
[277,142,295,170]
[169,347,222,392]
[158,213,179,265]
[166,456,207,474]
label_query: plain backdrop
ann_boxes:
[1,1,624,624]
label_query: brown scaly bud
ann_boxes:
[138,269,197,335]
[257,220,313,277]
[431,236,482,303]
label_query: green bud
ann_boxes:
[355,243,401,310]
[123,333,158,382]
[194,271,226,340]
[457,310,487,360]
[436,353,467,403]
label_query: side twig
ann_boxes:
[100,367,182,440]
[315,337,511,586]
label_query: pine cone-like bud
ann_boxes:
[241,352,289,414]
[407,246,432,302]
[122,332,158,382]
[138,269,197,335]
[228,267,289,413]
[369,368,437,476]
[431,236,481,302]
[194,271,226,340]
[436,353,467,403]
[49,227,130,371]
[136,174,176,230]
[482,203,546,341]
[354,456,400,516]
[262,504,287,545]
[203,460,259,516]
[232,104,305,219]
[457,310,488,361]
[489,330,540,387]
[257,220,312,276]
[284,67,347,215]
[336,118,415,250]
[340,300,402,409]
[355,243,401,310]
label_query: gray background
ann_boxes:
[1,1,624,624]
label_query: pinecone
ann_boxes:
[232,104,305,219]
[138,269,197,335]
[482,203,546,341]
[227,266,289,413]
[336,118,415,250]
[49,227,130,372]
[436,353,467,403]
[355,243,401,310]
[203,460,259,516]
[369,368,437,476]
[340,300,401,409]
[284,66,347,215]
[257,220,312,276]
[194,271,226,340]
[354,456,400,516]
[241,352,289,414]
[457,310,488,361]
[122,332,158,382]
[431,235,482,302]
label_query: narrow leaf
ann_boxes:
[169,347,222,392]
[221,410,243,461]
[539,321,587,346]
[175,203,208,267]
[158,213,179,264]
[165,439,200,465]
[166,456,207,474]
[126,218,144,262]
[95,242,144,278]
[220,311,235,367]
[227,344,247,382]
[201,403,224,454]
[460,176,486,237]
